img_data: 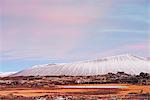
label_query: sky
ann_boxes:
[0,0,149,72]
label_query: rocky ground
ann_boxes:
[0,72,149,100]
[0,93,150,100]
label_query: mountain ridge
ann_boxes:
[11,54,150,76]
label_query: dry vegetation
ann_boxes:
[0,72,149,99]
[0,84,149,99]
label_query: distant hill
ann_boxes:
[11,54,150,76]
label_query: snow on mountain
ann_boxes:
[11,54,150,76]
[0,72,16,77]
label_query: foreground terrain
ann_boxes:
[0,84,150,100]
[0,72,149,99]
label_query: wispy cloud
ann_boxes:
[95,42,150,57]
[0,0,149,71]
[126,43,150,51]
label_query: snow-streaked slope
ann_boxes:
[12,54,150,76]
[0,72,16,77]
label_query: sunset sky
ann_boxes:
[0,0,149,72]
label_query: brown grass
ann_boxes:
[0,84,149,97]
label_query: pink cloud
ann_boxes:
[126,43,150,51]
[2,0,114,25]
[1,26,85,60]
[1,0,148,61]
[93,43,150,58]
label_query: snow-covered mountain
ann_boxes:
[11,54,150,76]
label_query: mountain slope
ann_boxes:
[0,72,16,77]
[12,54,150,76]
